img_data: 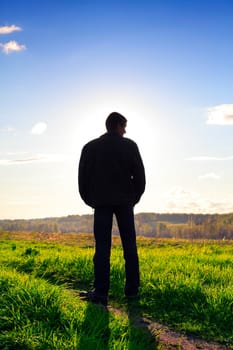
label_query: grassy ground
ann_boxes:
[0,232,232,349]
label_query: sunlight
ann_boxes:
[75,90,161,150]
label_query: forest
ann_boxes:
[1,212,233,239]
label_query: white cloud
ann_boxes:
[0,155,46,165]
[187,156,233,161]
[162,186,233,214]
[0,25,22,34]
[0,127,16,133]
[30,122,47,135]
[198,173,220,180]
[207,104,233,125]
[0,153,74,165]
[0,40,26,54]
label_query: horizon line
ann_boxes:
[1,211,233,221]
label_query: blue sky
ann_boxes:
[1,0,233,219]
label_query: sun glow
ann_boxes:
[74,91,160,148]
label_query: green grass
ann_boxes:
[0,234,233,349]
[0,268,153,349]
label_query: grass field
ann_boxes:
[0,232,232,349]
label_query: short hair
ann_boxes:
[105,112,127,132]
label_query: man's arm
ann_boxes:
[78,145,90,205]
[132,144,146,205]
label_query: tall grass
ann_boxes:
[0,236,232,348]
[0,268,154,349]
[0,239,155,349]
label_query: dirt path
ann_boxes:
[139,317,229,350]
[108,305,230,350]
[66,289,230,350]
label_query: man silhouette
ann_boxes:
[78,112,145,306]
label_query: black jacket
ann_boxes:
[78,132,145,208]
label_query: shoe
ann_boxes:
[79,289,108,306]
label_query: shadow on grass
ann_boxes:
[126,299,156,350]
[78,302,110,350]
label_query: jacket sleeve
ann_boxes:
[132,144,146,205]
[78,145,92,206]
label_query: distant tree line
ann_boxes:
[0,213,233,239]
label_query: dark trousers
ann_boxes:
[93,205,140,296]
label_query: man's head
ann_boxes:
[105,112,127,136]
